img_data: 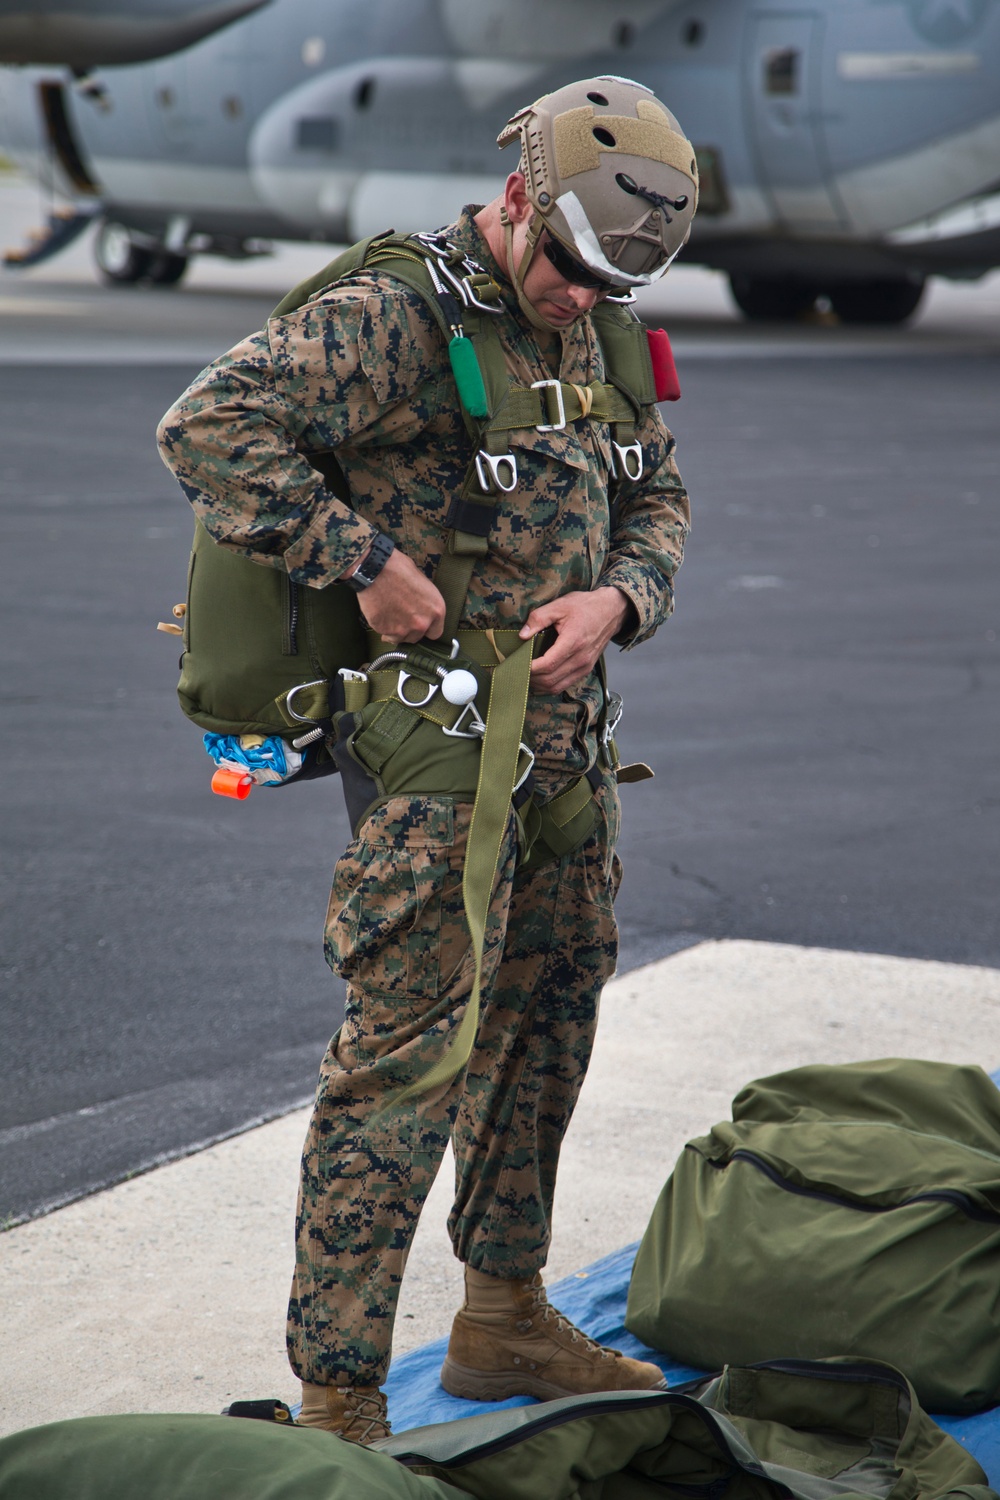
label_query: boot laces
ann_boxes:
[528,1281,614,1360]
[343,1387,391,1444]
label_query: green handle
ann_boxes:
[448,335,489,418]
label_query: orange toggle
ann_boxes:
[211,766,253,800]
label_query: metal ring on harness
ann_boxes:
[512,743,535,794]
[442,699,487,739]
[284,678,330,723]
[397,670,439,707]
[611,439,644,482]
[475,450,518,494]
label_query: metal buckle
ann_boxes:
[531,378,567,432]
[512,744,535,794]
[611,440,643,482]
[284,679,329,723]
[442,700,487,739]
[475,450,518,494]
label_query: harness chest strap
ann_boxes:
[486,379,636,433]
[280,235,654,640]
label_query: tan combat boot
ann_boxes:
[296,1376,391,1445]
[440,1266,667,1402]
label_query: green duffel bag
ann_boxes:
[626,1058,1000,1413]
[0,1358,992,1500]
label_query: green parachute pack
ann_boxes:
[169,227,670,767]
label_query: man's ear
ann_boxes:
[503,172,533,226]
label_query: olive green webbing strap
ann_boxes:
[434,536,488,642]
[394,635,534,1104]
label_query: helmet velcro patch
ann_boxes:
[553,100,698,185]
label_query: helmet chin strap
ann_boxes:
[500,205,565,334]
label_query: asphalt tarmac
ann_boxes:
[2,181,999,1228]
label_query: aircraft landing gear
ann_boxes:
[94,219,189,286]
[147,251,190,286]
[94,219,152,283]
[728,272,927,325]
[728,274,819,321]
[827,278,925,325]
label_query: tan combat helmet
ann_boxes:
[497,75,698,325]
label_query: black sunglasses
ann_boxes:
[541,233,615,293]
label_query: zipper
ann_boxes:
[752,1358,910,1393]
[394,1389,778,1490]
[717,1149,1000,1225]
[395,1362,910,1486]
[284,577,299,656]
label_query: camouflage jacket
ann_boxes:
[157,208,691,782]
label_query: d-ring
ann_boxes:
[397,669,439,707]
[284,679,329,723]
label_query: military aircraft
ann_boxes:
[0,0,268,69]
[1,0,999,321]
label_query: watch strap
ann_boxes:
[343,532,395,592]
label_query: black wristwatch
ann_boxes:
[342,532,395,592]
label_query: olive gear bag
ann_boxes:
[0,1357,992,1500]
[625,1058,1000,1413]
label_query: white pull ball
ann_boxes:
[441,668,479,706]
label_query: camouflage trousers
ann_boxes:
[286,777,622,1387]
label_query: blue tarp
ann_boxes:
[383,1241,1000,1485]
[384,1064,1000,1485]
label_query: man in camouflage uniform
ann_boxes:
[158,76,695,1444]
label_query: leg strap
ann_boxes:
[395,634,534,1103]
[518,764,604,873]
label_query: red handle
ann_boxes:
[647,327,680,402]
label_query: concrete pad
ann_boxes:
[2,938,999,1437]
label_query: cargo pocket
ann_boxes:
[324,797,459,1002]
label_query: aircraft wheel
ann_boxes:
[728,274,819,321]
[94,220,153,284]
[828,278,926,325]
[148,251,189,286]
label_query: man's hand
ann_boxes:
[341,545,447,644]
[519,587,630,695]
